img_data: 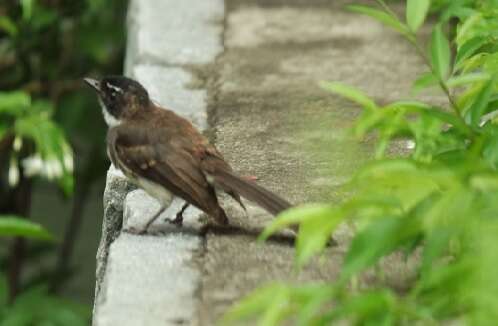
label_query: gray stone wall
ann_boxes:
[92,0,224,325]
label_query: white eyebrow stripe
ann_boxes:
[106,83,124,93]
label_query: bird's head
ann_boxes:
[84,76,150,126]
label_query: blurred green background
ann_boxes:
[0,0,127,323]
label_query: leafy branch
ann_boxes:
[355,0,472,135]
[226,0,498,324]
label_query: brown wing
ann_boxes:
[107,123,227,223]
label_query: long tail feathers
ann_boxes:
[211,169,292,216]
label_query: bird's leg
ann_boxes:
[169,202,189,227]
[139,206,167,234]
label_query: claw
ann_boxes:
[167,202,189,227]
[168,213,184,227]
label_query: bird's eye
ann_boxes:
[106,83,123,95]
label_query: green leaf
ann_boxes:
[425,110,471,136]
[384,100,471,135]
[483,52,498,75]
[384,100,432,111]
[259,204,334,241]
[2,285,89,325]
[455,37,487,71]
[0,16,18,36]
[341,216,420,280]
[21,0,35,21]
[347,5,412,40]
[446,73,490,88]
[0,91,31,116]
[355,159,418,181]
[431,24,452,80]
[295,286,337,325]
[0,216,54,241]
[406,0,431,32]
[456,13,482,45]
[440,5,475,22]
[458,82,483,111]
[470,174,498,191]
[469,76,495,126]
[295,207,343,267]
[412,72,438,93]
[222,284,288,325]
[353,109,385,138]
[327,290,395,323]
[460,53,489,74]
[420,229,451,281]
[31,100,55,115]
[320,82,378,111]
[14,113,74,192]
[259,291,292,326]
[87,0,107,11]
[58,172,74,197]
[421,189,473,235]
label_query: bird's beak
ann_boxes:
[83,77,101,92]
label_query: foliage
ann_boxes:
[0,0,125,322]
[0,216,53,241]
[1,91,73,193]
[0,275,90,325]
[225,0,498,325]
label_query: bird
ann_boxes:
[84,75,293,233]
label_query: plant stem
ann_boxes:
[375,0,400,20]
[410,41,469,129]
[376,0,474,137]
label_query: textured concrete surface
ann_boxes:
[94,166,134,306]
[125,0,224,66]
[132,65,208,130]
[123,189,205,234]
[197,0,430,323]
[94,233,202,326]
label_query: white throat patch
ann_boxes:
[99,98,121,127]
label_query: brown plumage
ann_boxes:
[85,76,292,229]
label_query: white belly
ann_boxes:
[110,153,174,207]
[134,176,174,207]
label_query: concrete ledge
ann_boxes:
[94,166,134,305]
[123,189,205,233]
[125,0,224,67]
[94,233,201,326]
[93,0,224,325]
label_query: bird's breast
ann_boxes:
[132,174,174,207]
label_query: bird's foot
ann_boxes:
[167,202,189,227]
[124,206,168,235]
[168,212,184,227]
